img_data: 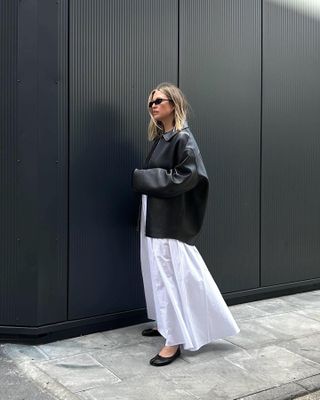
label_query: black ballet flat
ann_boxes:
[141,328,162,337]
[149,345,181,366]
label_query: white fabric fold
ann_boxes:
[139,194,240,351]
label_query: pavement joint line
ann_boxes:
[277,347,320,369]
[34,344,51,360]
[295,372,320,388]
[289,313,320,324]
[293,389,320,400]
[3,347,81,400]
[293,377,320,399]
[296,382,320,392]
[234,382,309,400]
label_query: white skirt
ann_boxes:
[139,194,240,351]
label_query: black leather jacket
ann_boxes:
[132,120,209,245]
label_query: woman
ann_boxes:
[132,82,240,367]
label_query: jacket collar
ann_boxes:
[161,120,189,141]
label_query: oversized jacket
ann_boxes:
[131,120,209,245]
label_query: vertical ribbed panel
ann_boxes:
[0,0,19,323]
[68,0,178,319]
[0,0,68,326]
[55,0,69,320]
[180,1,261,292]
[262,1,320,284]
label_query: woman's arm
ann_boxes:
[132,147,199,198]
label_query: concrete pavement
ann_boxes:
[0,347,58,400]
[1,289,320,400]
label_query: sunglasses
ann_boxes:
[148,98,173,108]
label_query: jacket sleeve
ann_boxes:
[132,147,199,198]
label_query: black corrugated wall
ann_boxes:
[1,0,319,340]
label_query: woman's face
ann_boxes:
[149,90,175,122]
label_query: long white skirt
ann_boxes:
[139,194,240,351]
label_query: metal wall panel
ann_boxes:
[261,1,320,285]
[180,0,261,292]
[0,0,21,324]
[0,0,68,326]
[68,0,178,319]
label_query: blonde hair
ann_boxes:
[146,82,192,141]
